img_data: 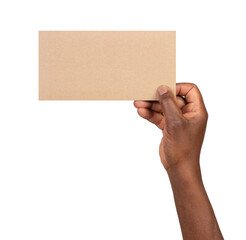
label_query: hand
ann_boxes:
[134,83,208,172]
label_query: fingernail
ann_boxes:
[158,88,168,96]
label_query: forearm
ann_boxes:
[167,162,223,240]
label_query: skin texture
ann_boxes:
[134,83,223,240]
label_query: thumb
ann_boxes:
[157,85,183,123]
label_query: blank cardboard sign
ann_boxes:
[39,31,176,100]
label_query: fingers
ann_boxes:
[137,108,165,130]
[134,83,206,128]
[134,101,162,112]
[134,96,185,113]
[176,83,204,105]
[176,96,186,109]
[157,85,183,123]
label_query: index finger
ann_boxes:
[176,83,204,105]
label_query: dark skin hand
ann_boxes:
[134,83,223,240]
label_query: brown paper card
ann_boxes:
[39,31,176,100]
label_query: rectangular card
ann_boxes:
[39,31,176,100]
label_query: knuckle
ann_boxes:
[191,83,201,94]
[204,110,209,120]
[192,83,198,88]
[190,83,199,90]
[196,111,208,125]
[201,108,208,120]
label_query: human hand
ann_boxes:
[134,83,208,173]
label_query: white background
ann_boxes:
[0,0,245,239]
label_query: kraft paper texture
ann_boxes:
[39,31,176,100]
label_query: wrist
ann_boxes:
[167,161,203,185]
